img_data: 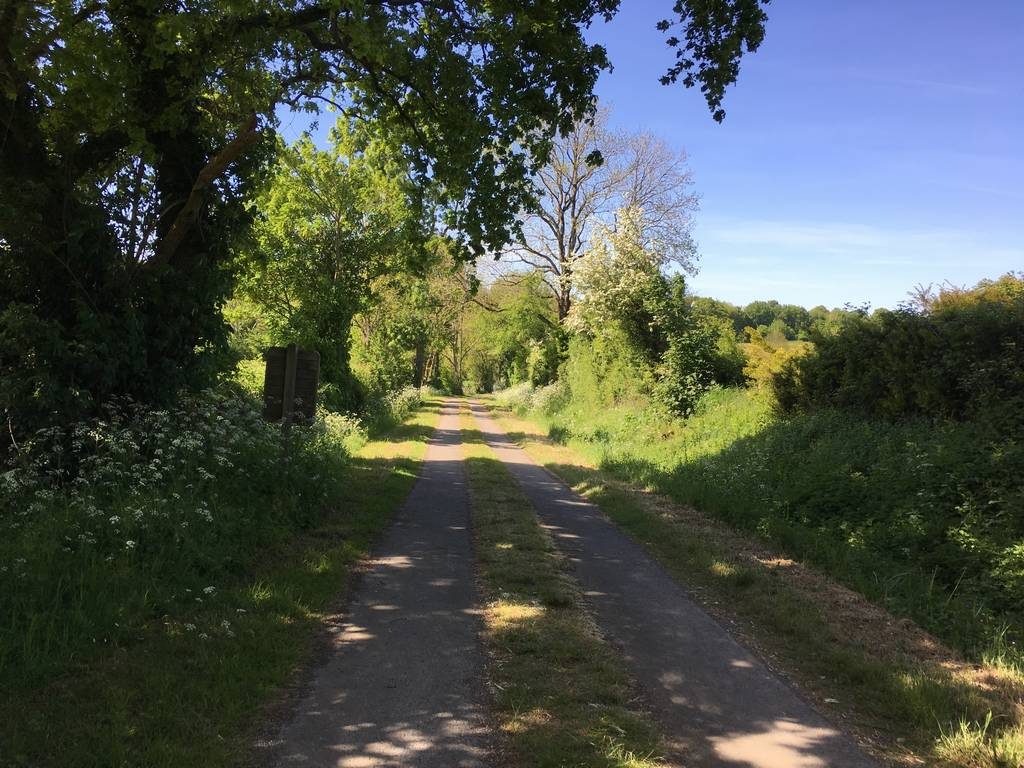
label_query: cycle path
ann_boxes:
[262,400,491,768]
[469,400,878,768]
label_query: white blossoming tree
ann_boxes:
[567,208,666,336]
[568,207,717,415]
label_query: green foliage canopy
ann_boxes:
[658,0,771,121]
[1,0,767,439]
[235,121,429,408]
[469,272,561,389]
[351,246,473,397]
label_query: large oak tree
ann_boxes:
[506,108,700,320]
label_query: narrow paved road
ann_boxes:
[263,400,491,768]
[469,401,878,768]
[262,398,879,768]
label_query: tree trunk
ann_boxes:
[558,284,572,321]
[413,338,426,388]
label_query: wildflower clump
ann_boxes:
[0,388,351,683]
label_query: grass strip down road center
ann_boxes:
[459,406,664,768]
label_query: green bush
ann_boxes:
[690,298,748,385]
[493,382,535,413]
[598,273,719,417]
[525,337,561,386]
[366,386,423,429]
[774,274,1024,420]
[1,238,238,450]
[662,407,1024,656]
[317,409,368,453]
[740,329,812,390]
[531,380,570,415]
[492,381,569,417]
[562,334,647,411]
[0,388,352,685]
[230,357,267,397]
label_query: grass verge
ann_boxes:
[458,407,663,768]
[482,399,1024,768]
[507,382,1023,665]
[1,401,440,768]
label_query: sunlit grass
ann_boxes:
[937,715,1024,768]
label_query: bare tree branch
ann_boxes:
[504,107,698,321]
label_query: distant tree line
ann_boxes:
[691,297,860,343]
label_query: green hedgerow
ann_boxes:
[0,388,353,685]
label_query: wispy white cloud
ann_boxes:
[691,217,1023,308]
[700,218,1020,263]
[855,72,1000,97]
[757,60,1010,97]
[926,179,1024,200]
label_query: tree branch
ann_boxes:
[149,115,261,268]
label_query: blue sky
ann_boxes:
[278,1,1023,309]
[589,0,1023,308]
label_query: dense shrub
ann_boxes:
[530,380,570,415]
[646,278,721,415]
[230,357,267,397]
[0,226,245,451]
[774,274,1024,420]
[492,381,568,416]
[526,337,561,386]
[493,382,535,413]
[318,377,368,414]
[706,325,747,386]
[740,328,812,389]
[561,334,652,412]
[0,389,352,683]
[317,409,368,452]
[664,406,1024,655]
[689,299,752,385]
